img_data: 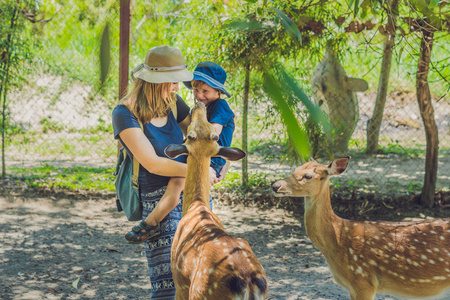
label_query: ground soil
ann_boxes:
[1,187,449,300]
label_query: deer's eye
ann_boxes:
[187,131,197,140]
[304,174,312,180]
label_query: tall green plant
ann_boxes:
[0,0,37,178]
[214,4,303,186]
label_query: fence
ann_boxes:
[6,68,450,192]
[3,4,450,197]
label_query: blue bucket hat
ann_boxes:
[184,61,231,98]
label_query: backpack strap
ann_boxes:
[131,119,144,190]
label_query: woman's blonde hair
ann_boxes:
[122,79,176,123]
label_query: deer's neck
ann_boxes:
[182,156,211,215]
[303,184,342,253]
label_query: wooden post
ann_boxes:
[119,0,130,100]
[242,62,250,188]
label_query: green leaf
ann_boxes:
[353,0,360,16]
[72,277,81,289]
[271,7,302,45]
[429,0,440,9]
[348,0,365,16]
[413,0,431,11]
[278,68,330,133]
[262,69,310,161]
[225,21,265,31]
[99,24,110,86]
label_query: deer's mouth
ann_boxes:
[273,190,292,197]
[271,182,292,197]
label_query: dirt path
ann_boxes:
[0,194,417,300]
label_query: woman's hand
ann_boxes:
[209,161,230,186]
[216,161,230,182]
[209,167,219,186]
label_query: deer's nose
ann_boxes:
[272,182,282,193]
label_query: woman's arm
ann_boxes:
[119,127,187,177]
[178,114,191,137]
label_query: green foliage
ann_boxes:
[2,0,449,197]
[272,7,302,45]
[37,0,120,98]
[385,180,424,194]
[214,170,272,191]
[78,119,113,134]
[262,63,332,163]
[1,0,43,177]
[305,116,333,160]
[40,117,63,133]
[99,23,110,88]
[379,139,425,158]
[0,0,38,85]
[262,67,310,162]
[10,165,115,192]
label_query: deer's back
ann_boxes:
[323,218,450,298]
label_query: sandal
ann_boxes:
[125,220,161,244]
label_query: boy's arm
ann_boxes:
[211,123,223,136]
[148,177,185,224]
[165,177,185,198]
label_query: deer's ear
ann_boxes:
[165,144,188,158]
[215,147,246,161]
[327,156,350,175]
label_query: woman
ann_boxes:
[112,45,213,299]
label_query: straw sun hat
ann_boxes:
[131,45,193,84]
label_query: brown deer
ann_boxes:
[165,102,268,300]
[272,157,450,300]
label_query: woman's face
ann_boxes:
[171,82,179,92]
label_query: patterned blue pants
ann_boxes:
[141,186,183,300]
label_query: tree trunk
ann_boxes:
[366,0,398,154]
[1,3,19,179]
[118,0,130,153]
[119,0,130,100]
[242,62,250,187]
[366,34,395,153]
[416,29,438,207]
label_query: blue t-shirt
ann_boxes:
[207,99,235,176]
[112,96,189,191]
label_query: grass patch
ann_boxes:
[9,165,115,192]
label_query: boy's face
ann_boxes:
[193,82,220,107]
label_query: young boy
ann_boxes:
[189,61,235,179]
[125,61,235,243]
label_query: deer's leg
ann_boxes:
[349,284,376,300]
[350,293,375,300]
[174,288,189,300]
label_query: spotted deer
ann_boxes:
[165,102,268,300]
[272,157,450,300]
